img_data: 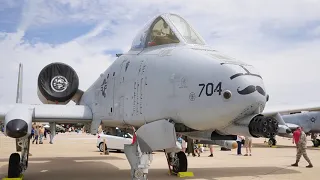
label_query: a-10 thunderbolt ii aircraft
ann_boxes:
[263,105,320,147]
[1,13,320,179]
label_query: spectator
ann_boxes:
[244,136,252,156]
[291,127,313,168]
[236,135,243,155]
[194,142,200,157]
[208,145,214,157]
[39,126,45,144]
[44,128,47,140]
[186,137,196,157]
[31,127,34,139]
[32,126,39,144]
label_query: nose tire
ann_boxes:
[8,153,21,178]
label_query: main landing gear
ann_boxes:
[8,136,31,178]
[312,139,320,147]
[124,137,153,180]
[310,133,320,147]
[268,138,277,146]
[123,119,188,179]
[165,151,188,175]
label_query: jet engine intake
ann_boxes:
[37,62,79,104]
[4,105,33,139]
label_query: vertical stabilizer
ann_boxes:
[16,63,23,103]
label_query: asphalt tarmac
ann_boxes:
[0,132,319,180]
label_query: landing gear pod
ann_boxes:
[37,62,79,104]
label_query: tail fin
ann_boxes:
[16,63,23,103]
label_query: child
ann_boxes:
[194,143,200,157]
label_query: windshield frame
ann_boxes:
[129,13,206,51]
[164,13,206,46]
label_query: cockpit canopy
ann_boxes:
[130,13,206,50]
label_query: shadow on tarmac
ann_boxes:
[0,156,300,180]
[252,143,320,150]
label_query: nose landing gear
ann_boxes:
[7,136,30,178]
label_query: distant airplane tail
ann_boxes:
[16,63,23,103]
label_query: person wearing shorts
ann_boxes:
[244,136,252,156]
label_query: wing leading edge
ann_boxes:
[262,102,320,116]
[0,104,92,123]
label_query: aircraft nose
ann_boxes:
[221,62,268,113]
[6,119,28,138]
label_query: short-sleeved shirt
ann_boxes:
[236,136,242,142]
[34,129,39,136]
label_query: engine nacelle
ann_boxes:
[217,114,279,138]
[4,105,33,138]
[37,62,79,105]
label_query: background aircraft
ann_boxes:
[264,109,320,147]
[1,13,320,180]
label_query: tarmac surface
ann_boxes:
[0,132,319,180]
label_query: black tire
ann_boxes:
[172,151,188,174]
[313,139,320,147]
[268,138,276,146]
[99,142,107,152]
[38,62,79,103]
[8,153,21,178]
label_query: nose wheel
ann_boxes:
[8,153,22,178]
[7,136,31,178]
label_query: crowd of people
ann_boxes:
[31,125,53,144]
[175,127,314,168]
[176,133,253,157]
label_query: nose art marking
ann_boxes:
[237,85,266,96]
[220,62,265,96]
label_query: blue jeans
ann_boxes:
[237,141,242,155]
[39,134,44,143]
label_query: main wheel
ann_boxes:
[8,153,21,178]
[268,138,276,146]
[313,139,320,147]
[172,151,188,174]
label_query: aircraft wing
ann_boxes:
[262,102,320,116]
[0,104,92,123]
[261,102,320,136]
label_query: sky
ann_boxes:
[1,0,320,108]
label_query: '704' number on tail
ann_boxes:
[198,82,222,97]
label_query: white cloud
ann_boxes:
[1,0,320,107]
